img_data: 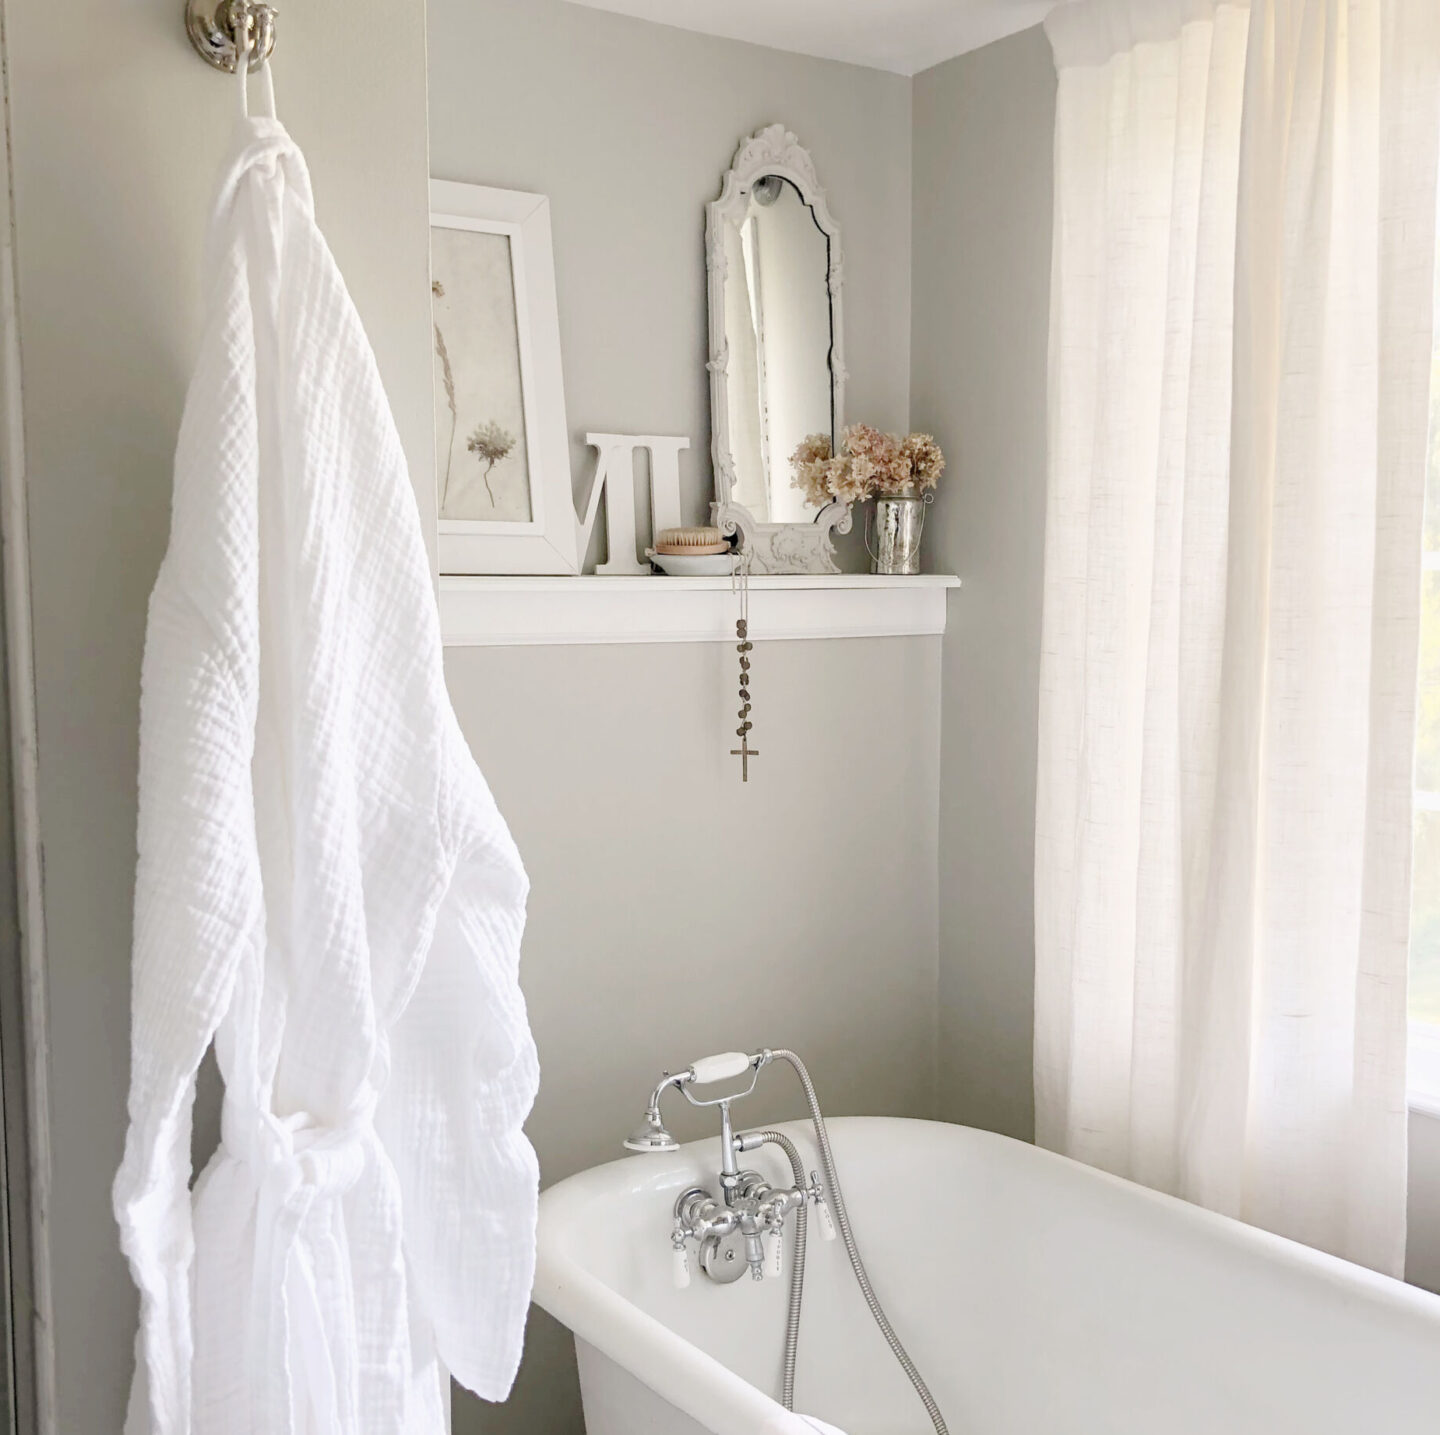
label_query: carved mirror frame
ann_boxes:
[706,125,850,575]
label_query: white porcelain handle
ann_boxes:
[689,1051,752,1085]
[672,1242,691,1289]
[814,1193,838,1243]
[765,1227,784,1279]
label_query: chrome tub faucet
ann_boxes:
[623,1049,835,1286]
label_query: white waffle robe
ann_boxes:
[112,76,539,1435]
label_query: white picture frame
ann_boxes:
[430,180,580,574]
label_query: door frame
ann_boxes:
[0,0,57,1426]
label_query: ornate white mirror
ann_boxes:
[707,125,848,574]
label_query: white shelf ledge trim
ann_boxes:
[440,573,961,646]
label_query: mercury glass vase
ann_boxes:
[866,495,930,575]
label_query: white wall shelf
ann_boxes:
[440,573,961,646]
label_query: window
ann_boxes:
[1407,340,1440,1113]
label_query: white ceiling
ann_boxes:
[562,0,1061,76]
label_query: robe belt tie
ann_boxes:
[222,1101,374,1200]
[222,1098,380,1435]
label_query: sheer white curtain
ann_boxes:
[1036,0,1440,1275]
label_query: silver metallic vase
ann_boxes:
[866,495,930,575]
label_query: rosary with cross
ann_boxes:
[730,554,757,781]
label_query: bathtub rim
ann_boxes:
[532,1115,1440,1435]
[534,1173,811,1435]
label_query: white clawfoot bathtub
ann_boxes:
[534,1116,1440,1435]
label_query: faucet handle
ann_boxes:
[764,1223,784,1279]
[689,1051,753,1084]
[809,1173,838,1242]
[671,1227,692,1289]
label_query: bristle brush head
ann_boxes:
[653,526,730,556]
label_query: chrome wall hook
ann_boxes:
[185,0,276,73]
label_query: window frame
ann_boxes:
[1411,549,1440,1111]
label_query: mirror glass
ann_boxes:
[719,175,836,525]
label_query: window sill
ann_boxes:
[439,573,961,647]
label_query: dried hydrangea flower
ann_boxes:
[788,425,947,507]
[789,432,838,508]
[830,453,874,504]
[842,423,905,495]
[901,432,946,492]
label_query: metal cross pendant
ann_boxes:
[730,734,759,782]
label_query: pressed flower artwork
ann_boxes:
[430,228,532,522]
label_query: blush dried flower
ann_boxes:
[789,432,838,509]
[788,424,947,506]
[900,432,945,494]
[842,423,900,480]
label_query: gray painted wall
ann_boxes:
[3,1,433,1428]
[446,637,941,1432]
[8,4,1434,1434]
[427,0,913,569]
[911,29,1055,1143]
[426,5,938,1429]
[4,1,937,1432]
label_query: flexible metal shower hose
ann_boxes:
[752,1128,809,1409]
[766,1048,950,1435]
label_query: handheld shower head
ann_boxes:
[622,1055,768,1155]
[623,1108,680,1154]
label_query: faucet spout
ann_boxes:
[739,1209,766,1280]
[717,1100,741,1204]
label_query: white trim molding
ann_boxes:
[440,573,960,647]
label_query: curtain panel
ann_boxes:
[1036,0,1440,1275]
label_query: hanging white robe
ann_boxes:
[112,73,539,1435]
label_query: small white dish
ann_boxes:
[646,551,737,577]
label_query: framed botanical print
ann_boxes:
[429,180,580,573]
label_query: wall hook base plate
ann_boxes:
[185,0,276,73]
